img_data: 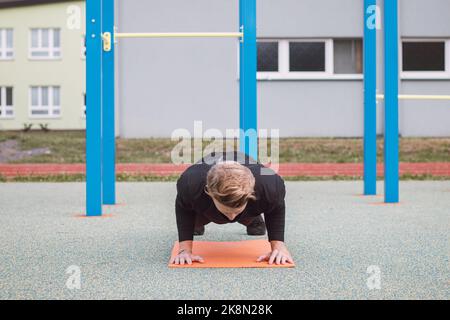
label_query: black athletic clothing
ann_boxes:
[175,152,286,242]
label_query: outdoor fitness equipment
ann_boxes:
[85,0,450,216]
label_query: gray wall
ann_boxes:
[117,0,450,138]
[400,0,450,37]
[399,0,450,137]
[117,0,239,138]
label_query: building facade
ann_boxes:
[0,0,86,131]
[1,0,449,137]
[117,0,450,137]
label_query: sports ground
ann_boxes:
[1,181,448,299]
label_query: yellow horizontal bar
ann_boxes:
[115,32,243,39]
[376,94,450,101]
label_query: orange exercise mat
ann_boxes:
[168,239,295,268]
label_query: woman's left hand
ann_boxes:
[257,241,294,265]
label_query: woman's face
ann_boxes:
[211,197,248,221]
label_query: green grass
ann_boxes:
[277,137,450,163]
[116,138,176,163]
[0,131,449,164]
[0,131,86,163]
[8,174,86,183]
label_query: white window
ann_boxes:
[0,29,14,60]
[29,86,61,118]
[401,39,450,79]
[256,39,363,80]
[334,39,363,74]
[0,87,14,118]
[29,28,61,59]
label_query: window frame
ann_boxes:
[29,28,62,60]
[287,39,331,77]
[401,38,450,79]
[256,38,363,81]
[257,40,279,73]
[333,38,364,75]
[0,86,14,119]
[29,86,61,119]
[0,28,14,60]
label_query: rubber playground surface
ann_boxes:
[0,181,448,299]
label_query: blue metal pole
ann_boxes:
[384,0,399,203]
[363,0,377,195]
[239,0,258,160]
[102,0,116,205]
[86,0,103,215]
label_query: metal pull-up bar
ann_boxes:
[115,32,243,39]
[364,0,450,204]
[86,0,257,216]
[102,32,244,51]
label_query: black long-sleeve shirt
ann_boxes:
[175,152,286,242]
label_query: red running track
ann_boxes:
[1,163,449,177]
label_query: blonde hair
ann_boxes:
[206,161,256,208]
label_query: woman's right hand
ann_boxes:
[170,250,205,265]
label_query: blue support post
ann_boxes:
[363,0,377,195]
[384,0,399,203]
[86,0,103,216]
[239,0,258,160]
[102,0,116,205]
